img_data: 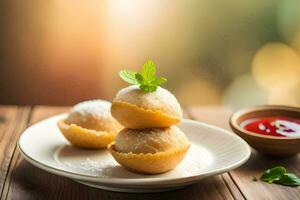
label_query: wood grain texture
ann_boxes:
[0,106,31,199]
[187,106,300,200]
[4,106,235,200]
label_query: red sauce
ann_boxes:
[241,116,300,137]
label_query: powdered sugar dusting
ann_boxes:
[177,144,213,175]
[62,158,115,176]
[114,85,182,118]
[115,126,188,154]
[70,99,112,119]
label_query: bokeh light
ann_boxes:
[177,78,221,106]
[252,43,300,90]
[0,0,299,106]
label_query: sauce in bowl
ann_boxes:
[241,116,300,137]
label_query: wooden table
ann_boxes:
[0,106,299,200]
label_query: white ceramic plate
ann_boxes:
[18,114,250,193]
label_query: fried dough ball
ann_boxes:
[108,126,189,174]
[58,100,122,149]
[111,86,182,129]
[115,126,188,153]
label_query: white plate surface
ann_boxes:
[18,114,250,192]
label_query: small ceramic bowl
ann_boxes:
[230,105,300,157]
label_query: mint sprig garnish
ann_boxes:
[119,60,167,93]
[260,166,300,186]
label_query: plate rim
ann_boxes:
[18,114,251,186]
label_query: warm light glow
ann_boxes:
[252,43,300,89]
[177,78,221,105]
[1,0,299,106]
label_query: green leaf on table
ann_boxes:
[119,59,167,93]
[260,166,300,187]
[260,166,286,183]
[274,173,300,186]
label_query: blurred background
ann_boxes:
[0,0,299,109]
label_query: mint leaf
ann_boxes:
[141,60,156,81]
[119,59,167,93]
[260,166,300,187]
[119,70,139,84]
[274,173,300,186]
[261,166,286,183]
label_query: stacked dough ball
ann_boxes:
[57,86,189,174]
[109,85,190,174]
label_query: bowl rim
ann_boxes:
[230,105,300,140]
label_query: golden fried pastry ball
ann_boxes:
[115,126,188,153]
[108,126,189,174]
[111,85,182,129]
[58,100,122,149]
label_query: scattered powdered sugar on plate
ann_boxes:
[54,144,213,178]
[176,145,213,176]
[61,158,116,177]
